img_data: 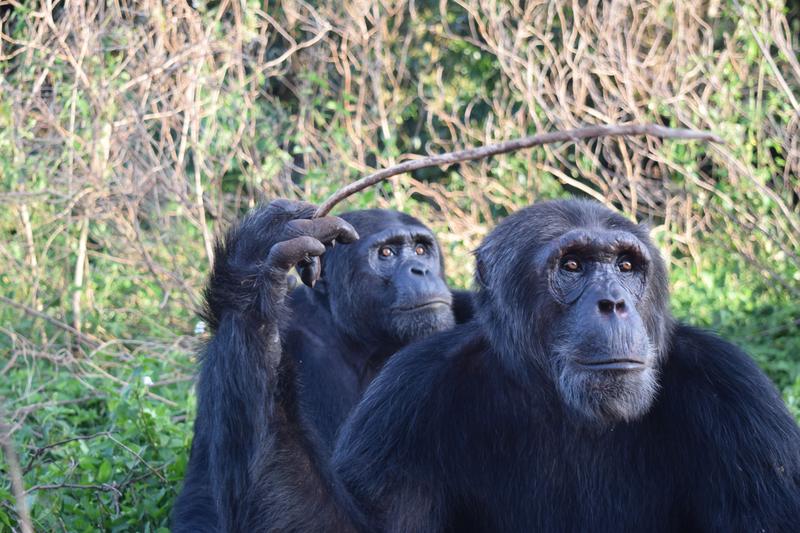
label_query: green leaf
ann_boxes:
[97,460,112,483]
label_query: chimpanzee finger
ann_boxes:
[266,236,326,273]
[297,256,322,288]
[285,216,359,246]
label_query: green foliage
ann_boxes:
[669,249,800,419]
[0,351,195,532]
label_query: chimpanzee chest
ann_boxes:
[456,420,691,533]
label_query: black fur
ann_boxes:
[172,201,472,532]
[332,199,800,532]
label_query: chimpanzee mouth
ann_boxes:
[394,299,451,312]
[575,358,647,371]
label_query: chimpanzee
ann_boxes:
[332,199,800,532]
[171,200,473,532]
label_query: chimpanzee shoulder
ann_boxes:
[659,324,796,426]
[642,324,800,530]
[332,322,520,510]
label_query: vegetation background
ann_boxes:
[1,0,799,530]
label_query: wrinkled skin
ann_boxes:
[172,200,473,532]
[332,199,800,532]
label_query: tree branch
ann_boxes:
[0,295,100,348]
[0,421,34,533]
[313,123,723,218]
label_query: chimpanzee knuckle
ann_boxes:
[333,218,360,243]
[311,217,344,242]
[267,237,325,270]
[312,216,360,244]
[284,218,314,239]
[266,241,302,270]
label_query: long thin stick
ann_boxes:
[313,123,723,218]
[0,295,100,348]
[1,416,34,533]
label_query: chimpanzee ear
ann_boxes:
[475,256,489,289]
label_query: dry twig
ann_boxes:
[314,124,723,217]
[0,295,100,348]
[1,416,34,533]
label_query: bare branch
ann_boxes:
[106,434,167,482]
[0,419,34,533]
[0,295,100,348]
[25,482,122,496]
[24,431,110,475]
[314,123,723,218]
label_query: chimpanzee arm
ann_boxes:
[173,200,358,532]
[331,329,474,533]
[672,328,800,532]
[450,289,476,323]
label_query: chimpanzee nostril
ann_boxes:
[598,299,615,315]
[410,265,427,276]
[598,298,626,315]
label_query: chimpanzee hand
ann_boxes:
[264,200,359,288]
[204,199,358,326]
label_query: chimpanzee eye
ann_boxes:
[379,246,394,258]
[618,259,634,272]
[415,244,427,255]
[561,258,581,272]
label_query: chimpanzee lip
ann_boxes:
[575,358,647,371]
[394,299,451,312]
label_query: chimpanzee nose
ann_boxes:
[410,265,429,276]
[598,298,626,316]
